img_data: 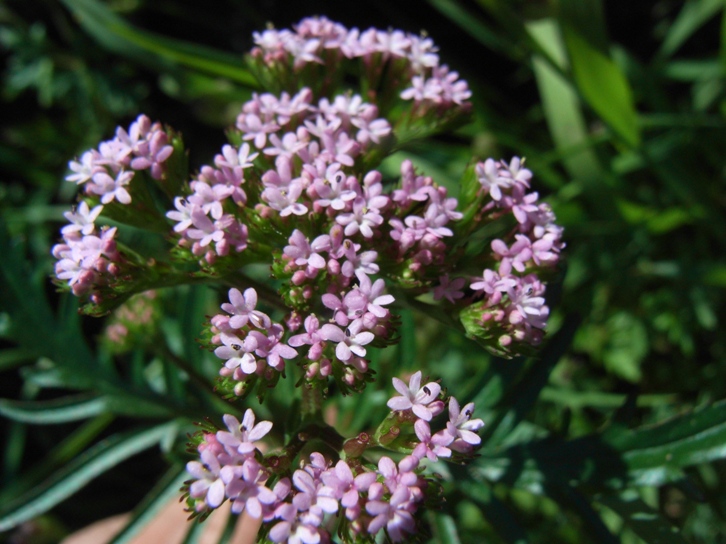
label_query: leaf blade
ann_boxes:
[0,395,107,424]
[108,465,190,544]
[0,421,178,531]
[60,0,259,88]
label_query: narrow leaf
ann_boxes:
[596,491,687,544]
[660,0,724,58]
[428,511,462,544]
[0,217,97,388]
[527,18,603,180]
[561,25,640,147]
[0,348,42,372]
[608,400,726,484]
[60,0,258,87]
[0,422,177,531]
[0,415,115,505]
[427,0,514,59]
[108,465,190,544]
[0,395,107,424]
[475,400,726,494]
[480,314,579,447]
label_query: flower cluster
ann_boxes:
[166,88,393,266]
[65,114,174,204]
[382,371,484,460]
[209,280,394,396]
[52,201,120,297]
[456,158,565,353]
[211,287,296,392]
[53,15,563,369]
[184,372,484,543]
[50,16,563,542]
[249,16,471,113]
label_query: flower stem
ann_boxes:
[301,380,325,421]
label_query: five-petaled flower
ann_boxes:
[387,370,442,421]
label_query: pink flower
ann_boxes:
[61,202,103,236]
[214,332,259,375]
[445,397,484,453]
[221,288,272,330]
[320,460,377,520]
[166,197,196,233]
[220,410,272,455]
[222,458,277,517]
[476,158,514,201]
[386,371,442,421]
[433,275,466,303]
[66,151,100,185]
[412,419,453,461]
[283,230,329,271]
[366,485,417,542]
[319,320,374,362]
[89,169,134,205]
[186,448,226,509]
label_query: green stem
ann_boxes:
[389,286,463,331]
[154,342,245,418]
[301,381,324,421]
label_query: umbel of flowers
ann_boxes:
[51,16,563,542]
[185,372,483,543]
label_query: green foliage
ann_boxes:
[1,0,726,542]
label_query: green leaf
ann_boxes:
[0,421,178,531]
[561,26,640,147]
[595,491,687,544]
[0,414,115,506]
[608,400,726,484]
[539,387,677,409]
[0,217,98,389]
[480,315,580,447]
[0,348,42,372]
[558,0,640,147]
[601,312,648,383]
[428,511,462,544]
[475,400,726,494]
[108,465,190,544]
[102,392,178,419]
[60,0,259,88]
[663,59,722,82]
[426,0,516,60]
[457,477,529,543]
[660,0,724,58]
[473,0,571,75]
[527,18,603,181]
[0,395,107,424]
